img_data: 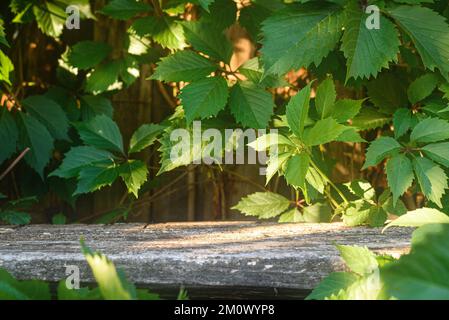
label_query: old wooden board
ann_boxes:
[0,222,412,291]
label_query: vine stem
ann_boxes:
[151,0,163,17]
[326,188,340,209]
[309,159,349,205]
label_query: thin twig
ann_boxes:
[156,81,177,108]
[0,148,30,181]
[225,169,267,191]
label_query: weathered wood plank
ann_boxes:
[0,222,412,290]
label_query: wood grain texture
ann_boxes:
[0,222,412,289]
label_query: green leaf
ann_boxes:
[342,200,371,227]
[229,81,274,129]
[411,223,448,247]
[176,287,189,300]
[0,269,18,285]
[58,0,95,19]
[81,241,134,300]
[336,245,378,275]
[412,157,448,208]
[129,123,165,154]
[421,100,449,116]
[198,0,215,11]
[407,73,440,104]
[352,108,391,130]
[10,1,34,24]
[179,77,228,124]
[119,55,139,87]
[305,167,326,195]
[33,2,66,38]
[100,0,151,20]
[327,270,384,300]
[239,1,274,41]
[422,142,449,168]
[278,207,304,223]
[265,152,291,185]
[0,51,14,85]
[306,272,359,300]
[0,211,31,225]
[389,6,449,80]
[0,19,8,47]
[0,282,29,300]
[381,194,407,217]
[393,108,412,139]
[137,289,160,300]
[345,180,375,201]
[286,82,312,139]
[131,16,186,50]
[17,113,54,178]
[386,154,414,203]
[376,254,396,268]
[247,133,294,152]
[50,146,115,179]
[341,2,400,80]
[261,3,343,76]
[150,50,216,82]
[182,21,233,62]
[94,208,129,224]
[331,99,364,123]
[316,77,336,119]
[368,206,388,227]
[335,127,365,143]
[383,208,449,231]
[237,57,288,88]
[75,165,119,195]
[80,95,114,120]
[382,224,449,299]
[57,281,101,300]
[49,175,78,206]
[303,202,332,223]
[439,82,449,101]
[157,127,196,175]
[363,137,402,169]
[201,0,237,31]
[0,269,51,300]
[85,60,123,94]
[44,87,80,121]
[303,117,346,146]
[232,192,291,219]
[119,160,148,198]
[0,107,18,164]
[52,213,66,225]
[392,0,434,3]
[12,280,51,300]
[23,95,70,141]
[68,41,112,70]
[284,153,310,189]
[75,115,124,154]
[237,57,264,83]
[366,72,408,113]
[410,117,449,143]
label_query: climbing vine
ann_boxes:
[1,0,449,226]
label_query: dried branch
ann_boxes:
[0,148,30,181]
